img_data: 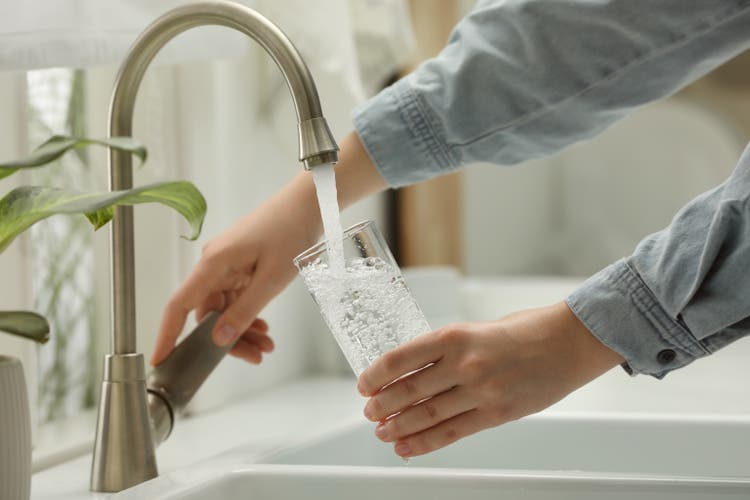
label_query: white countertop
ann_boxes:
[31,376,364,500]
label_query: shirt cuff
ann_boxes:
[565,259,710,378]
[352,76,458,188]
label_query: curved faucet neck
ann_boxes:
[107,0,338,354]
[109,1,324,137]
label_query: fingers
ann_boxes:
[228,321,274,363]
[391,409,488,458]
[212,267,280,347]
[153,261,222,365]
[363,363,455,422]
[374,387,473,443]
[229,337,263,364]
[358,332,446,396]
[242,322,273,351]
[248,317,270,336]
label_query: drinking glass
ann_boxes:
[294,220,431,376]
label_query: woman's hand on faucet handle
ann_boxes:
[152,132,388,367]
[151,172,323,366]
[356,302,624,458]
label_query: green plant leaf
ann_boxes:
[0,181,206,253]
[0,311,50,343]
[0,135,147,181]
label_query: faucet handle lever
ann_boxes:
[147,311,228,413]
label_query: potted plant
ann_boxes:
[0,135,206,499]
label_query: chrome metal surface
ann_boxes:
[93,1,339,492]
[145,312,228,445]
[147,390,173,447]
[147,312,227,411]
[90,354,157,492]
[146,311,232,446]
[299,117,339,169]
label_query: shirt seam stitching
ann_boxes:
[399,83,458,172]
[621,261,710,357]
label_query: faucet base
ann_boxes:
[90,353,157,492]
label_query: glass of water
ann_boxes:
[294,220,431,376]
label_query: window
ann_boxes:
[27,68,98,424]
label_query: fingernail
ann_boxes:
[258,337,270,349]
[363,403,374,421]
[150,350,166,367]
[395,442,411,456]
[375,423,388,440]
[215,324,238,346]
[357,381,368,396]
[261,338,275,352]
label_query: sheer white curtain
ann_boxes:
[0,0,374,100]
[0,2,151,69]
[0,0,253,70]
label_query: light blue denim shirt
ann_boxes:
[353,0,750,378]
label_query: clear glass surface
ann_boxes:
[294,220,431,376]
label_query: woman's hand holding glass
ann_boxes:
[357,302,623,458]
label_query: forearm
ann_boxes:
[335,131,389,209]
[355,0,750,187]
[271,131,388,242]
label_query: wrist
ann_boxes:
[279,171,323,247]
[552,301,624,383]
[247,169,320,254]
[274,131,388,245]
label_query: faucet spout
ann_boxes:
[91,1,338,492]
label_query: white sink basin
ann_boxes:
[159,464,749,500]
[267,413,750,479]
[122,413,750,499]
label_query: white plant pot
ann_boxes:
[0,355,31,500]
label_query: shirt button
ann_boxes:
[657,349,676,364]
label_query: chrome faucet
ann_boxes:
[90,1,339,492]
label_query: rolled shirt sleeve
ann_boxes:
[568,145,750,377]
[354,0,750,187]
[566,260,710,378]
[352,0,750,377]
